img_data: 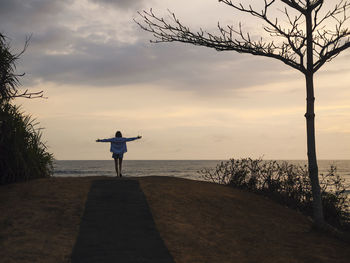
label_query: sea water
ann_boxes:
[53,160,218,180]
[54,160,350,184]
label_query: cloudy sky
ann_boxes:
[1,0,350,160]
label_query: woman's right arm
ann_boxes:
[96,138,113,142]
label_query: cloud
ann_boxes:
[0,0,72,30]
[89,0,146,10]
[19,30,296,95]
[0,0,302,97]
[0,0,69,15]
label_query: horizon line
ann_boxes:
[54,159,350,161]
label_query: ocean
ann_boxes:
[54,160,350,184]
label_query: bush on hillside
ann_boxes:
[199,158,350,228]
[0,33,52,184]
[0,103,53,184]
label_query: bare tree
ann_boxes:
[136,0,350,227]
[0,33,43,103]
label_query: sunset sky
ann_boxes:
[1,0,350,160]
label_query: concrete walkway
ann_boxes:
[71,179,174,263]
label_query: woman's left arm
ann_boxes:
[125,136,142,142]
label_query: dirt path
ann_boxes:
[71,178,174,263]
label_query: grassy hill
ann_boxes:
[139,176,350,263]
[0,176,349,263]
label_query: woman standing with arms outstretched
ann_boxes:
[96,131,142,177]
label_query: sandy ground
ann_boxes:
[0,176,349,263]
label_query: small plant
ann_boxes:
[199,158,350,228]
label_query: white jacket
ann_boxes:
[99,137,139,154]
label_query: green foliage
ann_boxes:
[0,103,53,184]
[0,33,22,103]
[0,32,52,184]
[320,165,350,228]
[0,33,42,102]
[199,158,350,228]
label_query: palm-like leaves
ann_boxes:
[0,103,53,184]
[0,33,52,184]
[0,33,43,102]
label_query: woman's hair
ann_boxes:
[115,131,122,137]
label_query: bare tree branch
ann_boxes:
[314,40,350,71]
[0,33,44,103]
[136,8,306,73]
[136,0,350,75]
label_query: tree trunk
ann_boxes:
[305,73,324,226]
[305,4,324,227]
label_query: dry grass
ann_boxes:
[0,177,95,263]
[139,176,350,263]
[0,176,349,263]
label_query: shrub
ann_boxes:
[0,32,51,184]
[199,158,350,228]
[0,103,53,184]
[320,165,350,227]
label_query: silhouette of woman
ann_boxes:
[96,131,142,177]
